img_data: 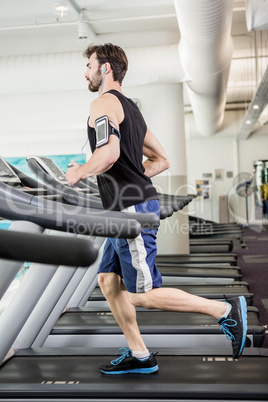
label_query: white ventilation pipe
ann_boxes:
[246,0,268,31]
[0,44,189,95]
[174,0,234,136]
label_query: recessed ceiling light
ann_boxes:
[246,120,251,124]
[54,1,68,17]
[253,104,260,110]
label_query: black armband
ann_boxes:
[95,115,120,148]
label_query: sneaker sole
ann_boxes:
[101,365,159,375]
[238,295,247,357]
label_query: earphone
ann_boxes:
[101,67,106,95]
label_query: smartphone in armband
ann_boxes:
[95,115,120,148]
[95,115,109,148]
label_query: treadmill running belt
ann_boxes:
[0,349,267,400]
[156,255,237,265]
[88,283,254,305]
[54,310,260,330]
[51,310,264,347]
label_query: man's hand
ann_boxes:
[66,160,81,186]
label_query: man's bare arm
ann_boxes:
[66,96,120,186]
[143,128,170,178]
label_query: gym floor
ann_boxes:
[235,225,268,348]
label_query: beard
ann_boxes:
[87,66,102,92]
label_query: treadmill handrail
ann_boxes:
[7,163,56,196]
[0,196,141,239]
[27,159,104,210]
[0,228,98,267]
[0,178,160,229]
[26,158,161,227]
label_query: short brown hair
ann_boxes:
[83,43,128,85]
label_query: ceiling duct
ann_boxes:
[0,45,188,95]
[246,0,268,31]
[174,0,234,136]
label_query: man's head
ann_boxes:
[83,43,128,92]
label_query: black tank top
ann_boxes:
[87,89,158,211]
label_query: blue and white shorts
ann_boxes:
[98,199,162,293]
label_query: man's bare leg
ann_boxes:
[98,272,147,351]
[99,273,227,350]
[128,287,227,319]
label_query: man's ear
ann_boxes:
[103,62,111,74]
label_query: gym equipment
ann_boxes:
[156,253,237,266]
[0,348,267,400]
[88,282,253,304]
[233,172,256,227]
[0,179,266,400]
[26,155,173,219]
[0,228,98,267]
[190,238,234,253]
[44,306,263,349]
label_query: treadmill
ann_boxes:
[157,194,238,252]
[190,238,234,253]
[26,158,234,256]
[2,156,239,278]
[88,282,253,304]
[67,172,235,255]
[0,203,259,354]
[5,155,262,350]
[33,248,258,350]
[157,265,242,284]
[189,220,242,230]
[0,162,249,281]
[26,155,240,264]
[1,347,268,401]
[26,155,173,220]
[0,158,242,285]
[0,157,160,239]
[0,224,267,401]
[44,306,264,349]
[0,159,255,329]
[155,253,237,266]
[27,155,241,255]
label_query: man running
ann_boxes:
[66,43,247,375]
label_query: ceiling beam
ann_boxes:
[68,0,81,17]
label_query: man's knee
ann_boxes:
[98,273,122,298]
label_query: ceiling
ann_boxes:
[0,0,180,54]
[0,0,267,135]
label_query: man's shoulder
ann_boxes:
[91,92,118,109]
[90,90,124,123]
[89,96,106,117]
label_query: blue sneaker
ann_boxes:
[218,296,247,359]
[100,348,159,375]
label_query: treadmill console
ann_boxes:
[0,157,21,185]
[27,156,68,185]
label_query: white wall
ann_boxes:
[185,109,268,224]
[186,135,239,223]
[0,90,96,157]
[0,83,183,164]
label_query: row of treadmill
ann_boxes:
[0,154,267,401]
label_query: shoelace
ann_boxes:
[111,348,132,366]
[219,318,237,340]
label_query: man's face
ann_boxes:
[85,53,102,93]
